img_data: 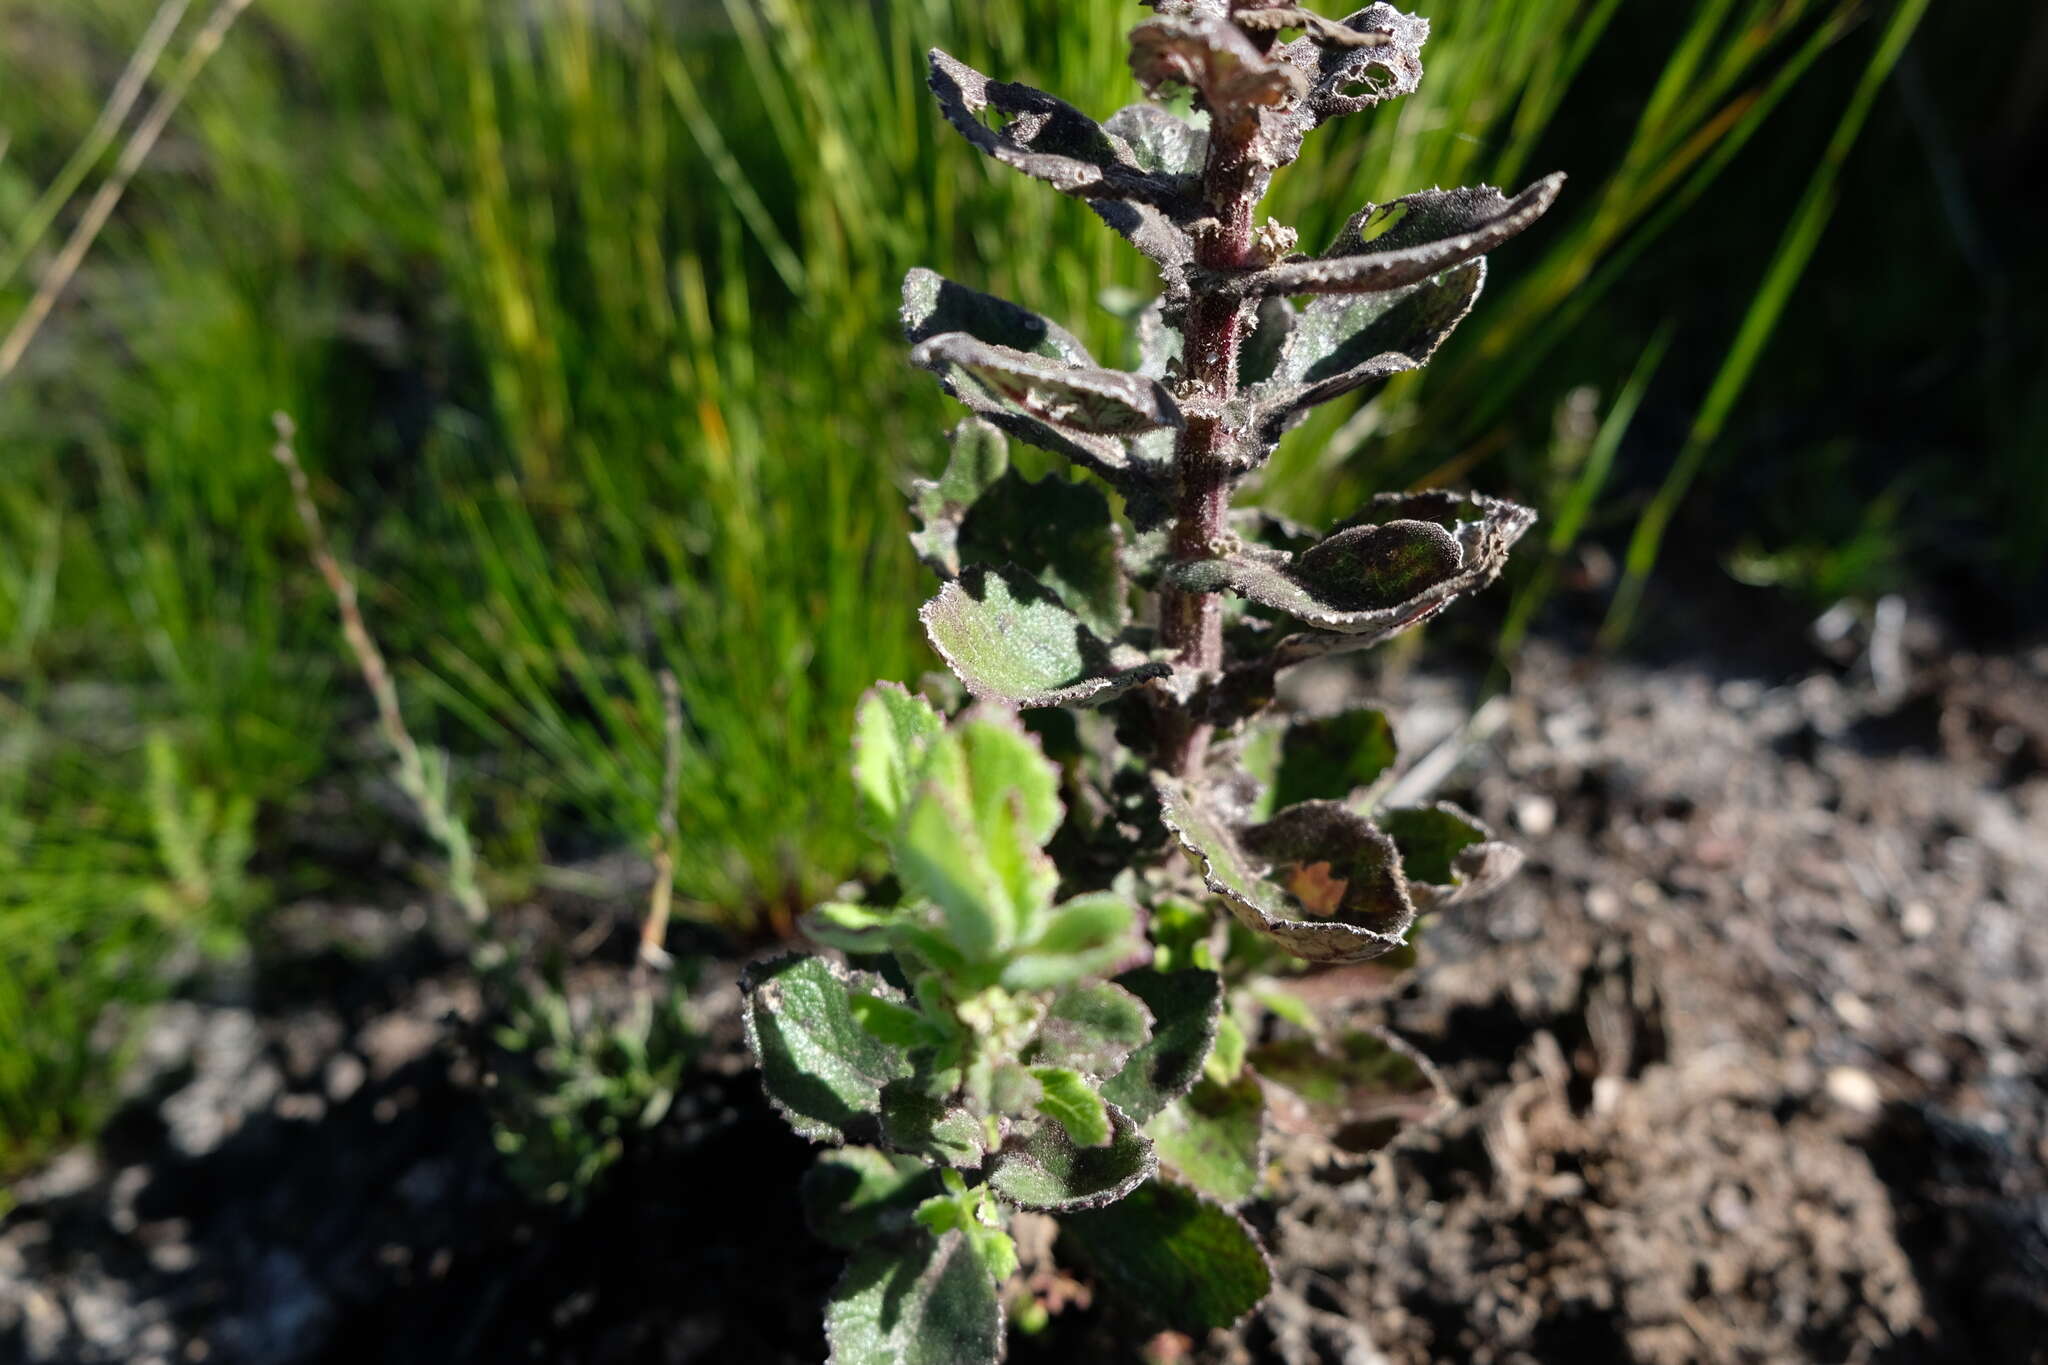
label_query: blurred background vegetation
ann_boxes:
[0,0,2038,1174]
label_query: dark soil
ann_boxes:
[4,611,2045,1364]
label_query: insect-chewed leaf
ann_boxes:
[1144,1073,1266,1206]
[803,1147,947,1250]
[1157,780,1417,964]
[1276,2,1430,127]
[1129,17,1308,136]
[1058,1180,1273,1333]
[1030,980,1154,1078]
[1379,801,1525,911]
[851,683,945,838]
[1251,1025,1450,1154]
[1246,258,1483,441]
[987,1100,1154,1211]
[825,1229,1005,1365]
[879,1082,988,1168]
[912,335,1181,437]
[1031,1066,1113,1147]
[743,955,914,1143]
[1237,175,1562,299]
[1170,490,1535,655]
[1100,967,1223,1122]
[921,565,1169,710]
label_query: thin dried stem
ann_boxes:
[0,0,194,294]
[636,669,686,974]
[271,412,490,927]
[0,0,252,385]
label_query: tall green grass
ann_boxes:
[0,0,1926,1169]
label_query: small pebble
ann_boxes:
[1825,1066,1882,1115]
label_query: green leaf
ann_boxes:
[1100,968,1223,1123]
[921,565,1169,710]
[1379,801,1525,910]
[825,1230,1005,1365]
[1146,895,1219,973]
[986,1102,1154,1211]
[914,1184,1019,1282]
[1002,893,1144,991]
[909,418,1011,579]
[1031,1066,1112,1147]
[1129,16,1307,136]
[801,901,900,955]
[1204,1012,1247,1083]
[1029,981,1152,1078]
[1250,1026,1447,1154]
[957,468,1129,639]
[1103,103,1205,177]
[1059,1180,1272,1333]
[851,683,944,837]
[1169,491,1536,663]
[851,991,943,1050]
[902,268,1093,368]
[743,956,913,1142]
[1268,708,1398,811]
[879,1082,987,1168]
[1145,1074,1265,1206]
[803,1147,946,1250]
[1157,780,1416,964]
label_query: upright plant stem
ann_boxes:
[1157,114,1265,777]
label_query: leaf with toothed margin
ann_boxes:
[1145,1073,1266,1206]
[1101,968,1223,1122]
[879,1082,988,1168]
[1158,780,1417,964]
[926,48,1200,272]
[851,683,945,839]
[1379,801,1525,911]
[921,566,1169,710]
[987,1101,1154,1211]
[1028,980,1153,1078]
[1058,1180,1273,1333]
[803,1148,948,1250]
[825,1229,1005,1365]
[911,334,1181,437]
[1182,490,1536,658]
[1247,258,1483,442]
[1234,175,1563,299]
[743,956,913,1143]
[1275,2,1430,128]
[1129,16,1308,137]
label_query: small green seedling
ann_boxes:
[745,2,1557,1357]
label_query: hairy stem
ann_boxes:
[1157,120,1264,777]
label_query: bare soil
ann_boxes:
[4,618,2044,1364]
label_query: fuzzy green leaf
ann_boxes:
[851,991,943,1050]
[954,468,1128,638]
[825,1230,1005,1365]
[1276,2,1429,128]
[879,1082,987,1168]
[1031,1066,1112,1147]
[1059,1180,1273,1333]
[1030,981,1153,1078]
[1157,780,1416,964]
[987,1101,1154,1211]
[903,268,1093,368]
[1380,800,1525,911]
[1269,708,1399,811]
[743,956,913,1142]
[1103,103,1206,178]
[803,1147,946,1250]
[911,333,1182,437]
[1145,1073,1266,1207]
[922,565,1169,710]
[1101,968,1223,1123]
[851,684,945,838]
[1002,893,1145,991]
[801,901,900,955]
